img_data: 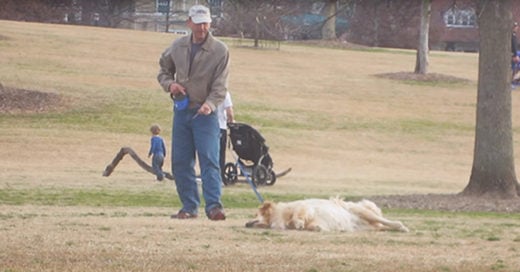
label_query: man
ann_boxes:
[157,5,229,220]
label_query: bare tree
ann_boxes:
[347,0,421,48]
[321,0,337,40]
[219,0,353,43]
[462,0,520,198]
[414,0,431,74]
[0,0,71,23]
[72,0,135,27]
[220,0,306,46]
[220,0,268,43]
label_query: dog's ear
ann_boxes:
[245,201,275,229]
[259,201,275,217]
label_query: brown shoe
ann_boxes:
[170,211,198,219]
[208,207,226,221]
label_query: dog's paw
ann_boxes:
[303,219,322,231]
[306,224,322,232]
[245,220,259,228]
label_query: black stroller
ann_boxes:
[223,122,277,186]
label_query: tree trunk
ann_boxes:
[254,14,260,48]
[462,0,520,198]
[372,3,381,47]
[414,0,431,74]
[321,0,337,40]
[103,147,174,180]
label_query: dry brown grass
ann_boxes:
[2,205,520,272]
[1,20,520,271]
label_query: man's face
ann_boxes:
[188,19,210,42]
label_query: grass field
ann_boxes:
[1,20,520,271]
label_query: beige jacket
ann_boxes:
[157,33,229,111]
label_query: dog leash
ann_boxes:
[236,161,264,203]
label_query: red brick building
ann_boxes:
[430,0,480,51]
[347,0,520,52]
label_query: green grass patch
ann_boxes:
[1,187,518,221]
[0,188,177,207]
[237,105,472,136]
[0,187,322,209]
[0,95,173,134]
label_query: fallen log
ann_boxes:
[102,146,174,180]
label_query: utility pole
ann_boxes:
[165,0,170,32]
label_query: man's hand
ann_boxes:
[169,83,186,96]
[197,103,212,115]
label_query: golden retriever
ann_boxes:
[245,197,409,232]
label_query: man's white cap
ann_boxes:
[189,5,212,24]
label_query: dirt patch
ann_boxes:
[290,40,471,84]
[371,194,520,213]
[0,84,66,113]
[376,71,471,84]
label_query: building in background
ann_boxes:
[2,0,520,52]
[347,0,520,52]
[127,0,222,32]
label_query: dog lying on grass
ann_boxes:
[245,197,409,232]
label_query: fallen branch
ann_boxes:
[275,167,292,178]
[102,146,174,180]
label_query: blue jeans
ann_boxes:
[172,107,223,217]
[152,154,165,181]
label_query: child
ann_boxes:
[148,124,166,181]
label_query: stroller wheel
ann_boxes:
[223,163,238,185]
[253,165,268,186]
[265,169,277,186]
